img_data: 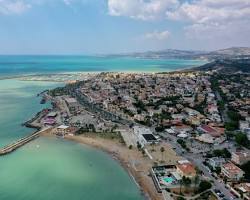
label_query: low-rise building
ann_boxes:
[221,162,245,181]
[64,97,80,113]
[209,157,225,169]
[234,183,250,200]
[231,151,250,165]
[196,134,214,144]
[197,125,222,137]
[176,160,196,179]
[171,124,193,135]
[53,125,78,136]
[133,126,157,147]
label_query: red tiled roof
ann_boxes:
[177,163,196,176]
[223,162,243,174]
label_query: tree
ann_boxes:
[137,142,142,150]
[194,175,200,193]
[235,133,250,148]
[150,141,156,152]
[129,145,133,150]
[142,149,146,157]
[182,176,191,192]
[213,148,231,158]
[198,180,212,193]
[179,178,183,194]
[155,126,165,132]
[241,161,250,180]
[160,147,165,161]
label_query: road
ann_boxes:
[215,91,229,123]
[186,153,238,200]
[159,132,239,200]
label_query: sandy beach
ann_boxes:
[41,130,168,200]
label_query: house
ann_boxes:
[234,183,250,200]
[188,116,201,126]
[171,124,193,134]
[64,97,79,113]
[209,158,225,169]
[176,160,196,179]
[53,125,78,136]
[197,125,222,137]
[231,151,250,165]
[240,121,250,133]
[171,113,186,121]
[207,104,219,114]
[221,162,245,181]
[196,134,214,144]
[184,107,200,116]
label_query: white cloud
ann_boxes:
[165,0,250,41]
[144,30,170,40]
[108,0,179,20]
[0,0,31,15]
[166,0,250,23]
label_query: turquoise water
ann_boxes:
[0,55,206,77]
[0,137,143,200]
[0,56,204,200]
[163,177,174,184]
[0,79,144,200]
[0,79,60,148]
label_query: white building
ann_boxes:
[209,158,225,169]
[54,125,70,136]
[133,126,157,147]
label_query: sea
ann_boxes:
[0,55,206,200]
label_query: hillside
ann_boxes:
[108,47,250,60]
[193,58,250,73]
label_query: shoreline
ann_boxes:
[41,131,162,200]
[0,64,206,82]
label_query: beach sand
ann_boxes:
[41,131,165,200]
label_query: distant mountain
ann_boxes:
[212,47,250,56]
[108,47,250,60]
[107,49,206,59]
[113,49,206,59]
[193,58,250,73]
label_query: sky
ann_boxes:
[0,0,250,54]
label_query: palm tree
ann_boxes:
[151,141,156,152]
[142,149,146,157]
[182,176,191,193]
[179,178,183,194]
[194,175,200,193]
[160,147,165,162]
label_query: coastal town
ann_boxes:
[12,69,250,200]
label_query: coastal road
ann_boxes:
[186,154,238,200]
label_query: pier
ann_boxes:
[0,128,51,156]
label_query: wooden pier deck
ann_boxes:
[0,128,51,156]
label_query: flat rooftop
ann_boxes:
[142,134,157,142]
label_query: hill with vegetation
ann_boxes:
[193,58,250,73]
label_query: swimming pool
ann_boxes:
[163,177,174,184]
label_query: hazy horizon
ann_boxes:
[0,46,249,56]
